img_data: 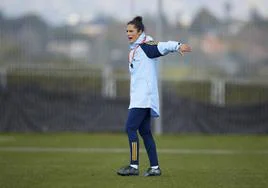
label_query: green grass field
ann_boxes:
[0,133,268,188]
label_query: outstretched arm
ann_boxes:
[157,41,182,55]
[140,41,191,58]
[158,41,192,56]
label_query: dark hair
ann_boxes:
[127,16,145,32]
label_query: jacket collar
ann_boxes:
[129,32,146,50]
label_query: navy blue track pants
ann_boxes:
[125,108,159,166]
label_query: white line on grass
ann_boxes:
[0,147,268,155]
[0,136,16,142]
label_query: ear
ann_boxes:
[138,30,143,35]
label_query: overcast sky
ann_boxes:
[1,0,268,25]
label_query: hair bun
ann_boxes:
[133,16,143,23]
[127,16,145,32]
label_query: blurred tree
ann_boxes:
[250,7,264,22]
[0,13,49,62]
[17,14,49,59]
[189,8,221,35]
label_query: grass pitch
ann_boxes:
[0,133,268,188]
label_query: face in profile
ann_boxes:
[126,24,142,44]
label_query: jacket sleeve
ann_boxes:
[140,41,163,58]
[140,41,182,58]
[157,41,182,55]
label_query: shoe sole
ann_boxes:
[117,173,139,176]
[143,173,161,177]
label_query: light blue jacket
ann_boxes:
[128,32,182,117]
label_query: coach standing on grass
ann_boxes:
[117,16,192,177]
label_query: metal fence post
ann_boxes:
[102,65,116,98]
[211,79,225,106]
[154,0,163,135]
[0,68,7,90]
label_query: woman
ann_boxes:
[117,16,191,177]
